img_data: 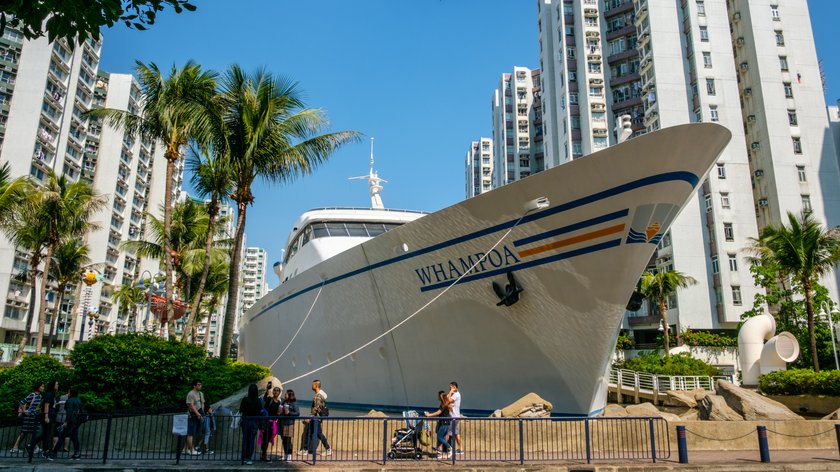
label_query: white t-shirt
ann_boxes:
[450,391,461,418]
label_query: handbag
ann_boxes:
[17,395,36,417]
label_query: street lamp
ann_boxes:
[818,304,839,370]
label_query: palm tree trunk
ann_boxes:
[203,294,218,351]
[66,282,84,351]
[183,199,219,342]
[660,299,670,358]
[220,200,247,358]
[803,279,819,372]
[35,244,55,353]
[163,152,177,340]
[45,284,65,355]
[15,256,40,361]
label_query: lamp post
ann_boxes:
[818,304,839,370]
[76,269,101,344]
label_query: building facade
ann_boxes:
[239,246,268,321]
[535,0,840,344]
[465,138,494,198]
[491,67,545,187]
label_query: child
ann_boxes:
[197,404,215,454]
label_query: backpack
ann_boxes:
[320,404,329,417]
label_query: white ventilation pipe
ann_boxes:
[760,332,800,375]
[738,313,776,386]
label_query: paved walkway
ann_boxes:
[0,449,838,471]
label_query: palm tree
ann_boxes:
[0,161,28,218]
[111,283,146,333]
[44,240,90,355]
[32,170,105,353]
[640,270,697,357]
[0,185,47,361]
[215,65,361,357]
[182,147,231,341]
[199,259,230,351]
[746,211,840,371]
[90,60,217,334]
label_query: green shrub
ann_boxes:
[617,352,722,376]
[200,358,270,405]
[759,369,840,396]
[679,329,738,348]
[0,355,72,418]
[615,334,635,351]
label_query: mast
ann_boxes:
[349,137,387,209]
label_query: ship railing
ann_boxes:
[0,413,669,465]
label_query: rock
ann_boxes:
[698,394,744,421]
[360,409,387,417]
[500,393,553,417]
[601,404,628,417]
[624,402,680,422]
[680,409,699,421]
[666,390,697,408]
[490,409,503,418]
[822,408,840,420]
[715,380,803,421]
[692,388,709,401]
[212,376,282,412]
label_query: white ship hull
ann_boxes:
[241,124,731,416]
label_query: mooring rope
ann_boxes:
[268,284,324,369]
[279,211,531,385]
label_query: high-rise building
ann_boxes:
[197,202,235,356]
[491,67,545,187]
[830,101,840,172]
[0,29,177,351]
[239,246,268,319]
[465,138,494,198]
[536,0,840,342]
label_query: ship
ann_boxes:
[239,123,732,416]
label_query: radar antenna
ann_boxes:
[349,137,387,209]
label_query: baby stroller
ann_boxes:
[387,411,427,459]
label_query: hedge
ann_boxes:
[759,369,840,396]
[0,356,72,418]
[616,352,722,376]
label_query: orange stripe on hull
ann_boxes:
[518,224,626,258]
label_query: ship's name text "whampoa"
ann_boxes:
[413,245,521,286]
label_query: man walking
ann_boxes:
[447,381,463,455]
[298,380,331,456]
[184,380,204,455]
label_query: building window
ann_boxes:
[788,109,798,126]
[717,163,726,179]
[706,78,716,95]
[797,165,806,182]
[700,26,709,42]
[720,192,730,209]
[771,4,780,20]
[703,52,713,68]
[728,253,738,271]
[731,286,742,306]
[569,71,577,82]
[567,47,575,58]
[802,195,812,211]
[724,222,734,241]
[594,137,608,148]
[569,93,578,104]
[779,55,789,71]
[775,31,785,46]
[792,136,802,154]
[709,106,719,122]
[783,82,793,98]
[711,255,720,274]
[696,0,705,16]
[704,193,712,212]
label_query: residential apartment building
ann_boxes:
[465,138,494,198]
[830,101,840,172]
[239,246,268,321]
[490,67,545,187]
[0,29,176,351]
[197,202,236,356]
[535,0,840,344]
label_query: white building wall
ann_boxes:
[465,138,493,198]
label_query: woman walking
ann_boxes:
[424,390,452,459]
[49,387,84,460]
[279,389,300,461]
[239,384,262,465]
[259,385,282,461]
[33,380,59,455]
[10,382,44,455]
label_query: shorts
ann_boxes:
[448,418,460,436]
[187,416,203,435]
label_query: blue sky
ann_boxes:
[99,0,840,288]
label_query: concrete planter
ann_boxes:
[766,394,840,416]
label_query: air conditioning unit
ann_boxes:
[759,198,769,206]
[736,37,745,46]
[751,142,761,150]
[740,62,749,71]
[754,169,764,177]
[747,115,756,123]
[733,11,741,22]
[744,88,752,96]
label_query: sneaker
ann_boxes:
[71,454,81,460]
[285,454,292,461]
[9,448,20,454]
[189,450,201,456]
[297,450,308,456]
[45,453,54,462]
[437,451,452,459]
[244,460,253,465]
[205,450,214,455]
[456,449,464,455]
[320,449,332,456]
[33,447,41,454]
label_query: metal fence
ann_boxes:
[609,369,734,393]
[0,413,670,465]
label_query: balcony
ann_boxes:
[628,314,659,326]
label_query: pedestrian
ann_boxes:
[239,383,263,465]
[447,381,463,455]
[423,390,452,459]
[54,391,69,452]
[197,404,215,454]
[31,379,59,457]
[48,386,84,461]
[258,383,282,462]
[298,379,331,456]
[184,379,204,456]
[279,389,299,461]
[10,382,44,455]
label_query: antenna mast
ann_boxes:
[349,137,387,209]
